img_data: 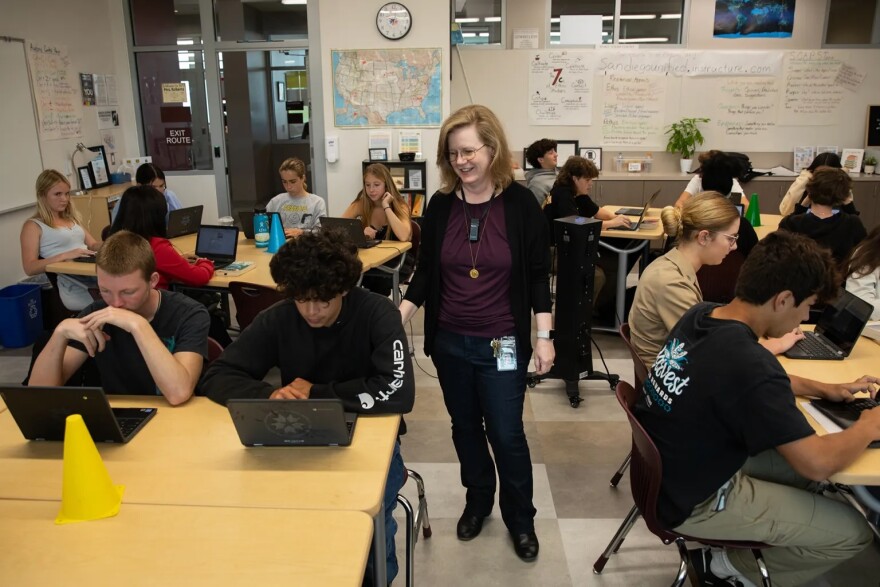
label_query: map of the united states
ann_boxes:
[332,49,442,127]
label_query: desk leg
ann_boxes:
[594,240,648,334]
[392,268,400,307]
[373,503,388,587]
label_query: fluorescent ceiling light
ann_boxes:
[176,39,194,46]
[483,17,501,22]
[550,32,560,37]
[455,18,479,23]
[478,33,489,37]
[462,33,477,37]
[618,37,668,43]
[281,0,307,4]
[621,14,657,20]
[602,15,613,21]
[660,13,682,19]
[550,17,560,23]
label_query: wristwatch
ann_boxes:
[536,330,553,340]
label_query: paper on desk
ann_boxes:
[861,321,880,343]
[752,166,799,177]
[802,402,843,434]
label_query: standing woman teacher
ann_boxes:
[399,105,553,561]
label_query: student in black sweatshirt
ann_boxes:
[201,229,414,585]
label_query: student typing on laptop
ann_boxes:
[201,230,414,584]
[29,231,210,406]
[266,157,326,238]
[636,231,880,587]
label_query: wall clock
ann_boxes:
[376,3,412,40]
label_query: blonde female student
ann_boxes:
[20,170,100,311]
[343,164,413,296]
[266,157,326,238]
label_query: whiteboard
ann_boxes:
[0,38,43,214]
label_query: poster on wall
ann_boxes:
[601,73,667,147]
[27,41,83,140]
[778,51,844,126]
[528,51,593,126]
[713,77,778,143]
[80,73,95,106]
[714,0,796,39]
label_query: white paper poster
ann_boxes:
[685,51,782,77]
[528,51,593,126]
[97,108,119,129]
[26,42,83,140]
[714,77,778,141]
[835,63,866,92]
[601,73,667,147]
[779,51,845,126]
[512,29,539,50]
[162,83,187,104]
[94,74,108,106]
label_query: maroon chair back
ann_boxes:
[616,381,680,543]
[619,323,649,391]
[206,336,224,363]
[696,250,745,304]
[228,281,285,331]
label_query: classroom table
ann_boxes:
[0,500,373,586]
[596,205,666,332]
[778,332,880,485]
[44,233,411,290]
[0,396,400,586]
[754,213,782,240]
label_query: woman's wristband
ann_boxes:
[383,206,391,211]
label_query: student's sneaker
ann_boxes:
[688,548,744,587]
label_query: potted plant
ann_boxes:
[865,156,877,175]
[665,117,710,173]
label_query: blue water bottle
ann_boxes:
[253,208,270,248]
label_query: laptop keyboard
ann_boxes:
[116,417,143,437]
[811,398,880,448]
[790,332,844,359]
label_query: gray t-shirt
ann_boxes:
[70,290,209,396]
[266,192,326,230]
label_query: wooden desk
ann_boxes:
[755,213,782,240]
[778,333,880,485]
[45,234,411,290]
[0,397,399,516]
[597,206,666,331]
[71,183,133,239]
[0,500,372,586]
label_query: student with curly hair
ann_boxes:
[202,229,414,585]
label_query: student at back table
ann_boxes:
[523,138,558,207]
[29,231,210,405]
[636,231,880,587]
[266,157,326,238]
[201,230,414,584]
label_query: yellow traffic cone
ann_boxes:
[55,414,124,524]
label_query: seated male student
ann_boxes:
[524,138,558,207]
[28,231,210,406]
[201,230,415,585]
[636,231,880,587]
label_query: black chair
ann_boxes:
[228,281,285,332]
[696,250,745,304]
[609,323,649,487]
[593,381,772,586]
[363,219,421,306]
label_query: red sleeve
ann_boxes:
[151,238,215,287]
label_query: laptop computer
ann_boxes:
[784,289,873,360]
[227,399,357,447]
[608,189,662,231]
[320,217,380,248]
[195,225,240,269]
[166,205,204,239]
[239,210,281,240]
[73,255,97,263]
[809,397,880,448]
[0,385,157,443]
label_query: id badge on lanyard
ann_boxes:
[491,336,517,372]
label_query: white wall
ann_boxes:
[315,0,450,216]
[0,0,138,284]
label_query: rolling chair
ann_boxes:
[593,381,771,586]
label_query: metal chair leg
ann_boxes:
[593,504,641,573]
[752,549,772,587]
[395,494,415,587]
[610,452,631,487]
[672,537,691,587]
[407,468,432,539]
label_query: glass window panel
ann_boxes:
[130,0,203,47]
[619,0,684,45]
[826,0,880,45]
[213,0,307,42]
[134,52,213,171]
[550,0,614,45]
[454,0,503,46]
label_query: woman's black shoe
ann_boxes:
[456,512,485,541]
[511,532,539,561]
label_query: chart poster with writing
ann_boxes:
[714,77,778,143]
[779,50,844,126]
[27,42,82,140]
[528,51,593,126]
[601,73,667,147]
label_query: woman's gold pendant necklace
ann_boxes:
[469,268,479,279]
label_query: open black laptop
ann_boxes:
[0,386,156,443]
[195,225,239,269]
[227,399,357,447]
[238,210,281,240]
[167,205,204,239]
[320,217,380,248]
[809,397,880,448]
[608,189,661,231]
[784,289,873,360]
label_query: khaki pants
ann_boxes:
[674,450,873,587]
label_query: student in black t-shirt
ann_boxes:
[636,231,880,587]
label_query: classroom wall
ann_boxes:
[0,0,139,284]
[315,0,450,216]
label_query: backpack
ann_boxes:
[693,152,768,184]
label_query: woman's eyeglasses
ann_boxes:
[711,231,739,247]
[447,145,487,162]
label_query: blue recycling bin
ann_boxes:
[0,283,43,348]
